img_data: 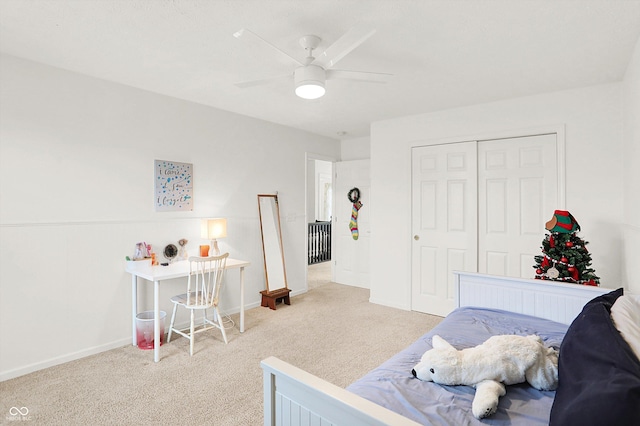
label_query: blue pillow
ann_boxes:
[549,289,640,425]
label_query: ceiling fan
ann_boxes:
[233,27,392,99]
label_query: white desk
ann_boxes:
[125,258,250,362]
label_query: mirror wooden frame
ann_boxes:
[257,194,291,309]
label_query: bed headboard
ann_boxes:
[453,271,610,325]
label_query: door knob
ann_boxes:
[414,235,420,241]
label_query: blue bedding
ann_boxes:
[346,307,569,425]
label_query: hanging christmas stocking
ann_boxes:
[349,200,363,240]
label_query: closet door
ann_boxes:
[478,134,558,278]
[411,142,478,316]
[411,134,559,316]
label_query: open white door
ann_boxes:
[334,160,370,288]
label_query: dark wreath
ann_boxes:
[347,187,360,203]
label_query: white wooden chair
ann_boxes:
[167,253,229,355]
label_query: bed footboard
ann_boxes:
[261,356,420,426]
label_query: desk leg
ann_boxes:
[240,266,245,333]
[154,279,160,363]
[131,275,138,346]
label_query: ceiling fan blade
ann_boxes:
[326,69,392,84]
[233,28,303,66]
[313,27,376,69]
[234,74,292,89]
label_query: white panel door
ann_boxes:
[411,142,478,316]
[478,134,558,278]
[334,160,370,288]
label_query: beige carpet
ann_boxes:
[0,265,442,425]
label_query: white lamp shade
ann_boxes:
[201,218,227,239]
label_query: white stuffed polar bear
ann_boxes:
[411,334,559,419]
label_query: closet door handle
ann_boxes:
[414,235,420,241]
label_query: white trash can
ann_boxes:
[135,311,166,350]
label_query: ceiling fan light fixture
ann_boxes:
[294,65,326,99]
[295,82,325,99]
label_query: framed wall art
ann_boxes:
[154,160,193,212]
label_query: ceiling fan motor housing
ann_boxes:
[294,64,326,99]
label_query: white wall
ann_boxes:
[622,37,640,294]
[306,158,316,222]
[305,159,333,222]
[314,160,332,222]
[340,136,371,160]
[370,83,626,310]
[0,55,339,380]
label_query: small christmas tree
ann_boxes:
[533,210,599,286]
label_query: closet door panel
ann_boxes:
[411,142,478,316]
[478,134,558,278]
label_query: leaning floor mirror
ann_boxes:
[257,194,291,309]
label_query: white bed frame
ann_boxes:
[261,272,610,426]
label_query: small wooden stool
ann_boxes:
[260,288,291,310]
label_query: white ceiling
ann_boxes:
[1,0,639,139]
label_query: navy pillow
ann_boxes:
[550,289,640,425]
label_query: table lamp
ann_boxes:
[201,218,227,256]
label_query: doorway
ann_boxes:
[306,157,333,289]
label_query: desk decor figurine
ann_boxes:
[133,242,151,260]
[177,238,188,261]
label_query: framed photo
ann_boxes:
[154,160,193,211]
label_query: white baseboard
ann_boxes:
[368,296,411,311]
[1,300,266,382]
[1,338,131,382]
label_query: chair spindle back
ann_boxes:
[187,253,229,307]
